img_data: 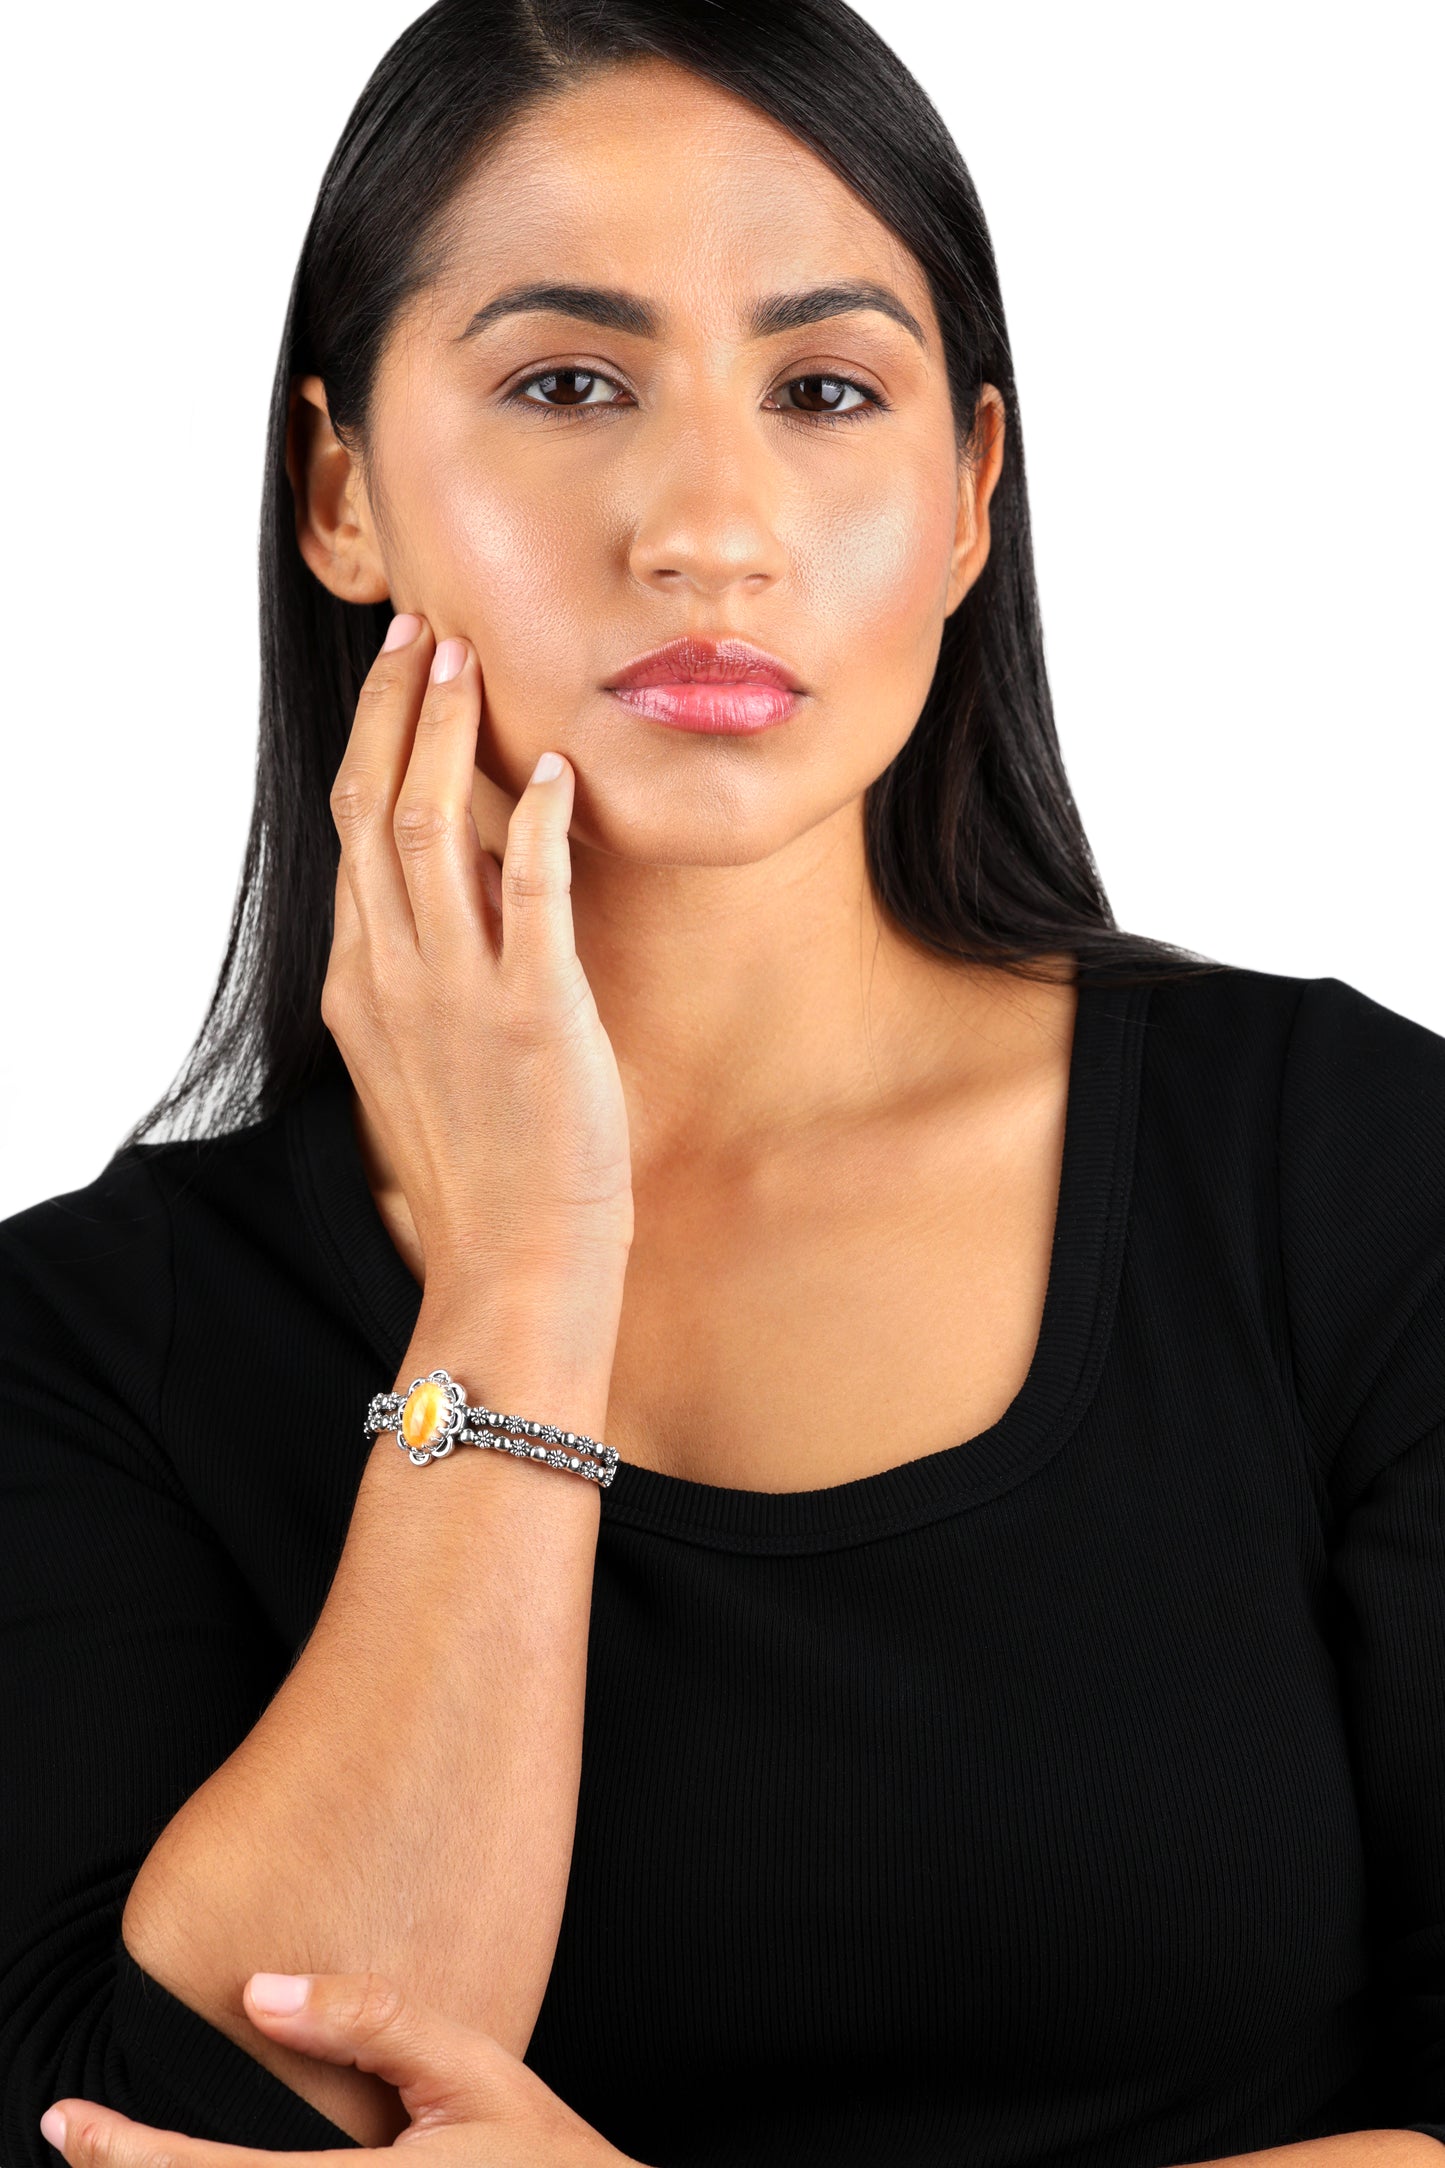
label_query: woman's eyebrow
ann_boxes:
[454,278,927,350]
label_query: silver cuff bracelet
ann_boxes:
[364,1367,618,1487]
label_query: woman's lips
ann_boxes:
[606,681,800,733]
[602,636,805,734]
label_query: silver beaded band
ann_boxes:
[364,1367,618,1487]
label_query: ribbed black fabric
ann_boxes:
[4,963,1445,2168]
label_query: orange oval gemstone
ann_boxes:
[401,1380,450,1450]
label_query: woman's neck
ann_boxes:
[355,780,1077,1209]
[565,794,1072,1177]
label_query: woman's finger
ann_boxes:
[498,751,583,998]
[331,851,361,958]
[39,2099,358,2168]
[328,611,435,949]
[391,636,494,958]
[242,1969,497,2119]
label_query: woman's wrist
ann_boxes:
[397,1262,626,1457]
[421,1210,634,1293]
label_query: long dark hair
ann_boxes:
[122,0,1224,1152]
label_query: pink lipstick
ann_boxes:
[602,636,806,735]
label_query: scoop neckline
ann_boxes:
[289,968,1151,1556]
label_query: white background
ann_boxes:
[2,2,1440,1220]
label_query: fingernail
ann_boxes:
[431,637,466,684]
[531,750,564,783]
[381,613,421,651]
[248,1971,310,2014]
[40,2108,66,2149]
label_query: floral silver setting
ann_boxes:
[364,1367,618,1487]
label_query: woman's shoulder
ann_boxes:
[1,1102,291,1285]
[0,1106,295,1443]
[1135,955,1445,1076]
[1141,957,1445,1183]
[1145,959,1445,1471]
[1106,958,1445,1209]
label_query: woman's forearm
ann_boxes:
[119,1267,621,2145]
[1186,2134,1445,2164]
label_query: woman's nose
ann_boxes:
[623,411,789,598]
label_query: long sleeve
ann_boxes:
[1280,976,1445,2142]
[0,1149,356,2161]
[1325,1343,1445,2143]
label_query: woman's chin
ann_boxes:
[573,797,831,872]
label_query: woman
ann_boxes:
[3,2,1443,2164]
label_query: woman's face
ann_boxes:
[294,56,1004,868]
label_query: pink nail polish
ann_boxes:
[40,2106,67,2150]
[381,613,421,652]
[249,1971,310,2013]
[432,638,466,684]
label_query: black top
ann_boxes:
[4,963,1445,2168]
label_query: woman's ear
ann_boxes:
[943,384,1007,617]
[286,373,391,604]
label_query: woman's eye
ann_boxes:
[769,374,881,424]
[508,367,625,411]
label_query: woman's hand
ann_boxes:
[322,611,634,1284]
[39,1969,647,2167]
